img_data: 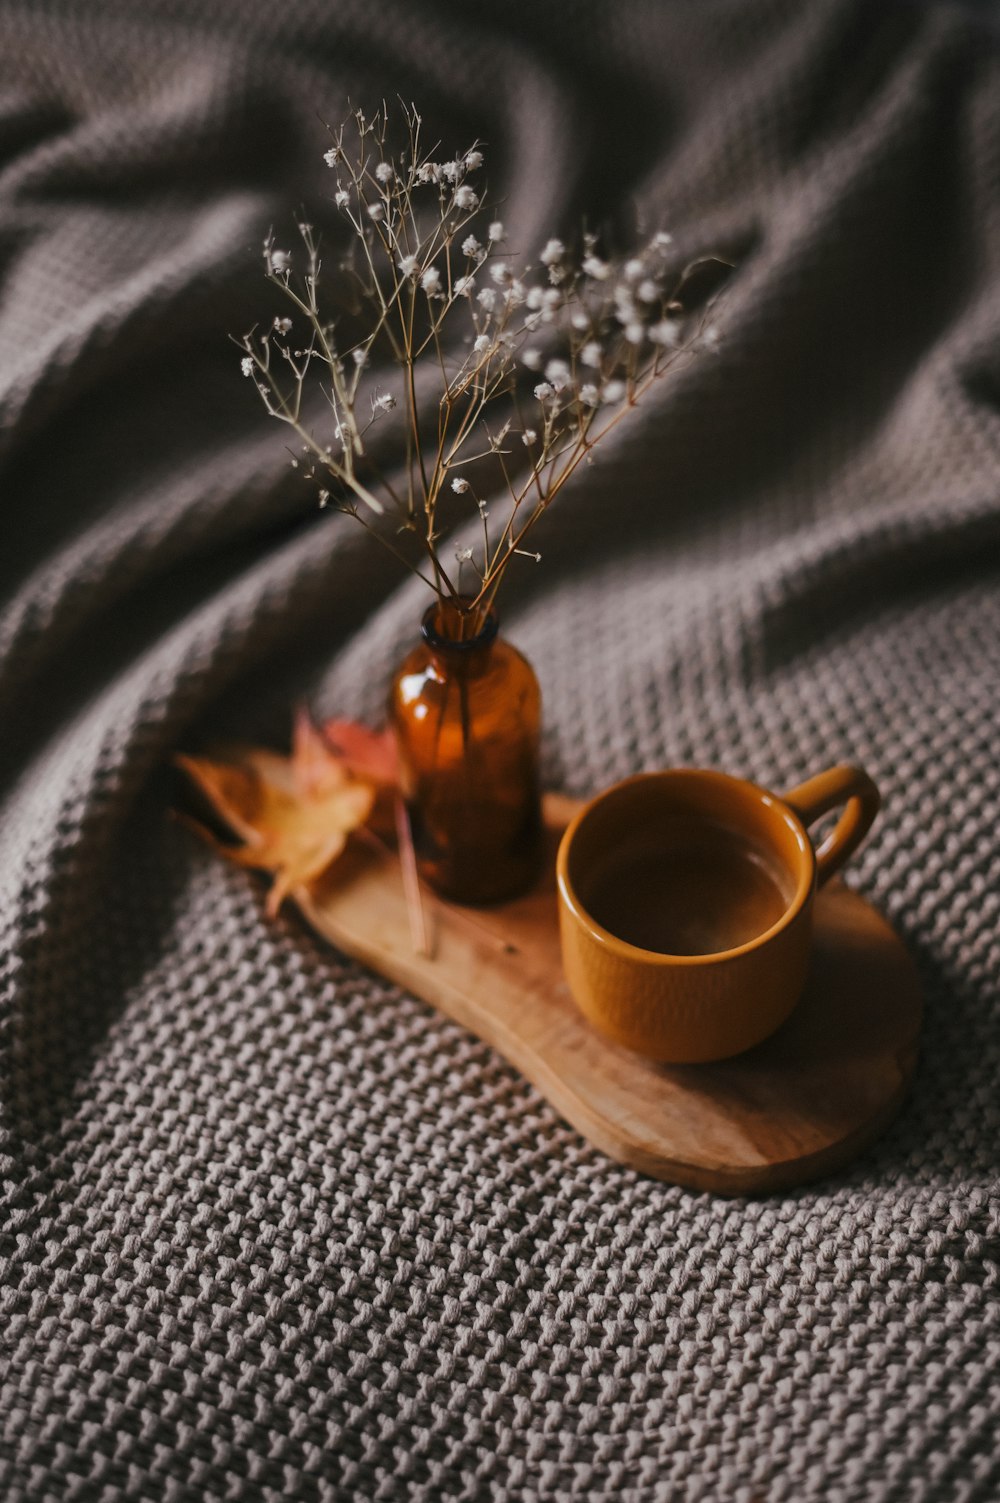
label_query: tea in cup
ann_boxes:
[556,764,880,1062]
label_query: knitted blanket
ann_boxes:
[2,1,999,1498]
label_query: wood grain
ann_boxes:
[296,794,922,1194]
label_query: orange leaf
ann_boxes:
[320,718,399,786]
[175,729,375,915]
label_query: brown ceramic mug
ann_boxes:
[556,764,880,1063]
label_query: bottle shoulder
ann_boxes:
[390,636,540,718]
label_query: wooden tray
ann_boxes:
[297,794,922,1194]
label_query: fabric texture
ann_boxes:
[2,1,999,1498]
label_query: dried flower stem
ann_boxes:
[238,101,728,635]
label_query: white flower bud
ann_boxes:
[649,319,681,347]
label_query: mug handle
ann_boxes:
[782,764,881,888]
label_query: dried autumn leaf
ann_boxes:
[320,717,399,786]
[176,717,375,917]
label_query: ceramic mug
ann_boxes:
[556,764,881,1063]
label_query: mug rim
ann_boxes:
[556,768,815,967]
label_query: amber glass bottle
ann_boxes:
[389,600,543,904]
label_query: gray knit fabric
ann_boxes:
[2,1,999,1499]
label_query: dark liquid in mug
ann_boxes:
[580,821,792,956]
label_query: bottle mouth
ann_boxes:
[421,599,499,653]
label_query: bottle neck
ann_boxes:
[421,599,499,670]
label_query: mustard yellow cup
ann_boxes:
[556,764,880,1063]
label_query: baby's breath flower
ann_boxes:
[242,105,721,609]
[649,318,681,347]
